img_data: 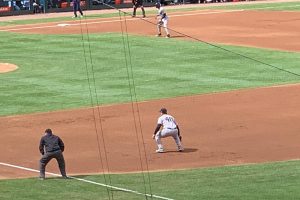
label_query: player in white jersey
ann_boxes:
[152,108,184,153]
[155,3,170,38]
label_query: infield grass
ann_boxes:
[0,2,300,200]
[0,32,299,116]
[1,160,300,200]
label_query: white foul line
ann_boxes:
[0,9,243,32]
[0,162,174,200]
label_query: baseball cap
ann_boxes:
[159,108,167,114]
[45,128,52,134]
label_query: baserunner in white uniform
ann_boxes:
[155,3,170,38]
[152,108,184,153]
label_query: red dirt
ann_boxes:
[1,10,300,52]
[0,63,18,73]
[1,7,300,179]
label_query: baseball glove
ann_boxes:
[179,135,182,141]
[158,20,163,26]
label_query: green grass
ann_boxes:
[165,1,300,13]
[206,1,300,11]
[1,160,300,200]
[0,3,299,199]
[0,1,299,26]
[0,12,121,26]
[0,32,299,116]
[218,2,300,11]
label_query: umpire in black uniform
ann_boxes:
[39,128,67,179]
[132,0,146,18]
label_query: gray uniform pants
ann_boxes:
[39,150,66,178]
[155,128,182,150]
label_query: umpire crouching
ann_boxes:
[39,128,68,180]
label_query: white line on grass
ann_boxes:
[0,9,243,32]
[0,162,174,200]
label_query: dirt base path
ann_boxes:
[1,4,300,179]
[1,6,300,52]
[1,84,300,179]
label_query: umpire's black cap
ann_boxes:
[160,108,167,114]
[45,128,52,134]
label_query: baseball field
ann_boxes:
[1,0,300,199]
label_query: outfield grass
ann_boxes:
[0,32,299,116]
[0,1,299,26]
[1,160,300,200]
[209,1,300,11]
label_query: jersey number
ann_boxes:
[165,117,174,122]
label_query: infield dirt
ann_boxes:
[0,4,300,179]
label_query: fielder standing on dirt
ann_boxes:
[39,128,68,180]
[155,3,170,38]
[132,0,146,18]
[153,108,184,153]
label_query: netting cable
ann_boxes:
[75,3,300,200]
[78,15,114,200]
[100,2,300,78]
[118,11,154,199]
